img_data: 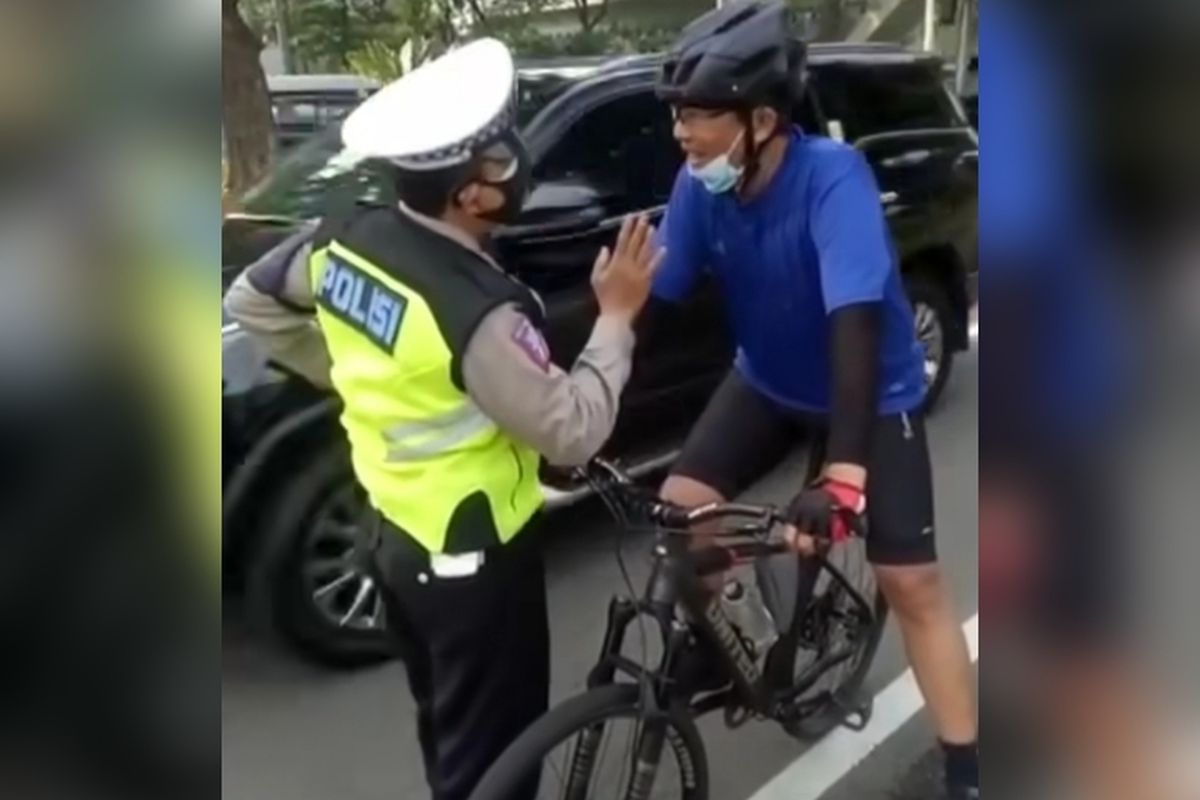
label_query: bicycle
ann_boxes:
[468,457,888,800]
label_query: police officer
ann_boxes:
[225,38,664,800]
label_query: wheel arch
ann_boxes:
[900,245,970,352]
[222,397,344,572]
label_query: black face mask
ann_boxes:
[475,130,532,226]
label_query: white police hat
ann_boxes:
[342,38,517,171]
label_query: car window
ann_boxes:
[534,89,675,212]
[817,64,962,143]
[272,93,363,129]
[241,127,392,219]
[243,75,558,221]
[515,75,573,128]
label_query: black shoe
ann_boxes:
[672,636,732,695]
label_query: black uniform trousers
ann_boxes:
[366,512,549,800]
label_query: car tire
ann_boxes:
[245,440,394,669]
[905,275,955,413]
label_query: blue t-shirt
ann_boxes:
[653,128,926,414]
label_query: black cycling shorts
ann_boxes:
[671,370,938,566]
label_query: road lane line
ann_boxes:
[747,614,979,800]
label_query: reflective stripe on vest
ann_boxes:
[309,238,543,553]
[384,402,496,461]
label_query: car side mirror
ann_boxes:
[498,205,605,240]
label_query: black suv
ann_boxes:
[222,44,978,667]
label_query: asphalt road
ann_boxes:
[222,348,977,800]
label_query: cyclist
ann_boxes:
[225,39,662,800]
[648,2,978,796]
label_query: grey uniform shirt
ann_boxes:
[223,206,634,467]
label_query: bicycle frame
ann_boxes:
[585,531,878,726]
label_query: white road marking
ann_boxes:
[747,614,979,800]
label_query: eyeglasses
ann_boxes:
[670,106,733,126]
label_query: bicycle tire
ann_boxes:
[468,683,709,800]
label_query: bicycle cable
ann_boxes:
[584,466,655,718]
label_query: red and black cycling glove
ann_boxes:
[784,477,866,547]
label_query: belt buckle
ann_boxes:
[429,551,485,578]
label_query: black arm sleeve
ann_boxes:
[633,295,684,345]
[826,302,882,465]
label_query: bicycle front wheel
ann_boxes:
[468,683,708,800]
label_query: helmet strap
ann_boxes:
[737,108,761,192]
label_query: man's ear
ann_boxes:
[752,106,780,144]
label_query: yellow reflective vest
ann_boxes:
[309,206,543,553]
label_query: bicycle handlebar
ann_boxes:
[579,458,786,531]
[579,456,865,546]
[642,500,788,530]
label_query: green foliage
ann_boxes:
[260,0,690,74]
[606,22,677,54]
[491,20,677,59]
[345,39,409,81]
[283,0,454,72]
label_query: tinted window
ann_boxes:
[515,74,574,127]
[243,76,558,220]
[241,127,392,219]
[534,89,678,211]
[817,64,961,142]
[272,92,365,128]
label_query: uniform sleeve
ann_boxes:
[223,224,333,388]
[462,304,635,467]
[651,169,709,304]
[811,150,893,313]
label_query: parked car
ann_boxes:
[222,43,978,667]
[267,74,380,152]
[944,55,979,129]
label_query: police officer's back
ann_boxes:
[225,38,663,800]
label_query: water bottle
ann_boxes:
[721,579,779,664]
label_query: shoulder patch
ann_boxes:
[510,316,550,372]
[316,256,407,353]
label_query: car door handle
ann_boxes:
[880,191,899,205]
[597,204,667,233]
[881,149,932,168]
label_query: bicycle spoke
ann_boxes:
[514,712,688,800]
[596,718,621,799]
[615,718,639,799]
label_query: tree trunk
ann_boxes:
[575,0,608,33]
[222,0,273,200]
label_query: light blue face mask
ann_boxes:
[687,130,745,194]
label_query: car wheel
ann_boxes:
[905,275,955,412]
[246,440,394,668]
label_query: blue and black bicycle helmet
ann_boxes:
[656,0,807,112]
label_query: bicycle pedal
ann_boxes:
[833,691,873,732]
[723,700,752,729]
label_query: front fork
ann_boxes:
[578,596,690,800]
[587,595,687,694]
[625,720,669,800]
